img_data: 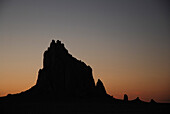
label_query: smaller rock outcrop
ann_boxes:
[150,99,156,104]
[123,94,128,102]
[131,97,143,103]
[96,79,107,97]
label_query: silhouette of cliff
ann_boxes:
[7,40,109,100]
[0,40,159,104]
[35,40,96,97]
[1,40,169,114]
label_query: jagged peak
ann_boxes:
[45,40,68,56]
[95,79,107,97]
[49,40,66,50]
[43,40,69,68]
[56,40,61,44]
[50,39,55,46]
[43,40,92,70]
[97,79,103,86]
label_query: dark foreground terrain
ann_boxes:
[0,99,170,114]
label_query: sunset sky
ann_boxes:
[0,0,170,103]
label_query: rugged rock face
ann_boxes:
[33,40,107,98]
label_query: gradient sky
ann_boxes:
[0,0,170,102]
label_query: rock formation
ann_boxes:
[96,79,107,97]
[17,40,109,99]
[150,99,156,104]
[131,97,146,103]
[123,94,128,102]
[0,40,159,104]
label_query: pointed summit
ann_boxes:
[96,79,107,97]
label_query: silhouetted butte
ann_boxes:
[5,40,110,101]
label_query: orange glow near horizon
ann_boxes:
[0,43,169,103]
[1,0,170,103]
